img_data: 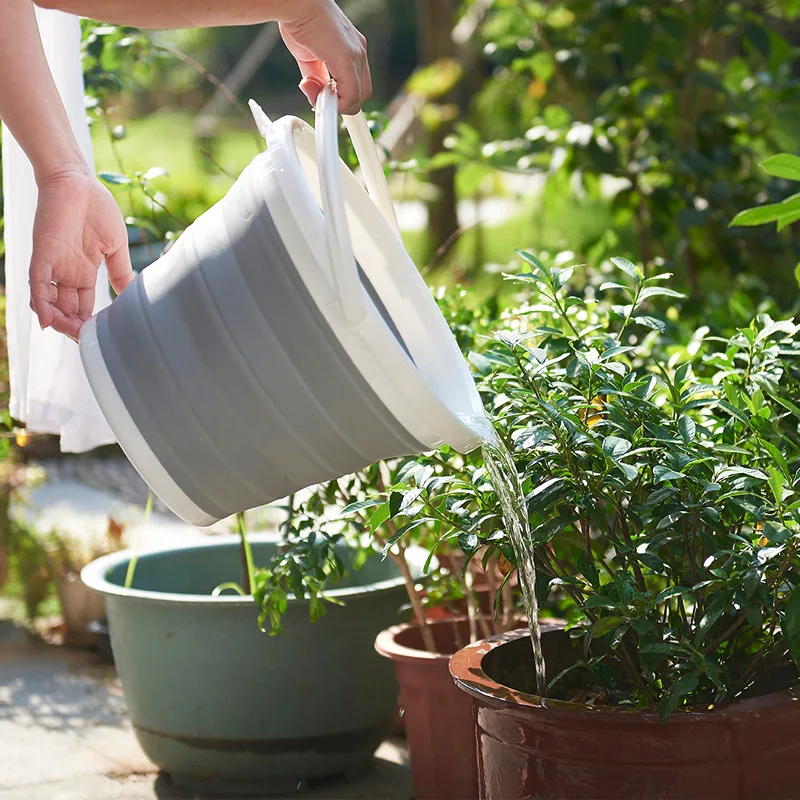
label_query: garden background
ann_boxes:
[1,1,800,790]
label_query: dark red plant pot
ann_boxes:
[450,628,800,800]
[376,618,480,800]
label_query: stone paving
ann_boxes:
[1,457,412,799]
[0,623,411,800]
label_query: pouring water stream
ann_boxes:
[470,418,547,698]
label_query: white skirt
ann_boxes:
[2,8,115,452]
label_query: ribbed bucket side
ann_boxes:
[95,158,424,521]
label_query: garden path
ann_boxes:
[0,622,411,799]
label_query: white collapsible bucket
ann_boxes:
[80,85,490,526]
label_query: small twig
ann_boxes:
[200,148,236,180]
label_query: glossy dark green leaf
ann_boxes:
[784,585,800,670]
[658,672,699,721]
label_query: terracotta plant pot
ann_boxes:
[55,571,106,642]
[376,618,480,800]
[450,627,800,800]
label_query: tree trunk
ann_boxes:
[417,0,458,259]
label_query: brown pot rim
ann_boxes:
[449,627,800,723]
[375,617,485,663]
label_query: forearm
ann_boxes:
[33,0,314,28]
[0,0,87,180]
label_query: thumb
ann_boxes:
[106,243,134,297]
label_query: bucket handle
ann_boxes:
[315,83,400,325]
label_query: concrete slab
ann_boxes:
[0,622,411,800]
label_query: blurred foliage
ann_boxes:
[732,152,800,231]
[417,0,800,301]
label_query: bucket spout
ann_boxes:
[454,411,499,450]
[248,99,273,139]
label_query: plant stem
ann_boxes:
[124,491,152,590]
[237,511,255,595]
[390,545,437,652]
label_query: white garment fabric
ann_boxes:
[2,8,115,452]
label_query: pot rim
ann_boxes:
[81,534,419,606]
[375,617,481,663]
[449,627,800,722]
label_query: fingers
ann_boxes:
[77,286,95,323]
[328,35,369,115]
[357,32,372,107]
[299,76,326,108]
[28,256,55,330]
[105,242,134,297]
[296,53,330,85]
[48,306,81,343]
[281,16,370,114]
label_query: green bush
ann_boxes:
[380,254,800,718]
[433,0,800,298]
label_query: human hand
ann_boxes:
[279,0,371,114]
[29,167,133,342]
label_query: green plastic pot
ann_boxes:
[81,535,415,796]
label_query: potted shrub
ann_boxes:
[336,449,525,799]
[442,254,800,799]
[82,502,421,796]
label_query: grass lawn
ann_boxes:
[91,109,264,225]
[91,109,628,302]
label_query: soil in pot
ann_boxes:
[376,617,483,800]
[450,627,800,800]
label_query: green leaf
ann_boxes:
[634,315,667,333]
[98,170,132,185]
[368,502,391,531]
[143,166,168,181]
[458,532,479,553]
[678,416,696,443]
[610,257,642,283]
[516,250,548,277]
[654,465,684,482]
[603,436,632,459]
[530,476,565,498]
[730,203,786,227]
[768,468,786,505]
[694,596,729,647]
[637,286,685,302]
[577,551,600,589]
[638,552,664,572]
[638,642,686,656]
[341,499,383,516]
[599,281,634,295]
[762,522,792,544]
[591,616,625,637]
[784,585,800,670]
[658,673,699,721]
[717,466,768,481]
[584,596,620,609]
[469,352,494,375]
[655,586,691,605]
[761,154,800,182]
[389,491,404,518]
[384,518,431,548]
[547,659,588,691]
[760,440,789,477]
[777,209,800,232]
[617,462,640,482]
[717,401,749,424]
[647,486,678,505]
